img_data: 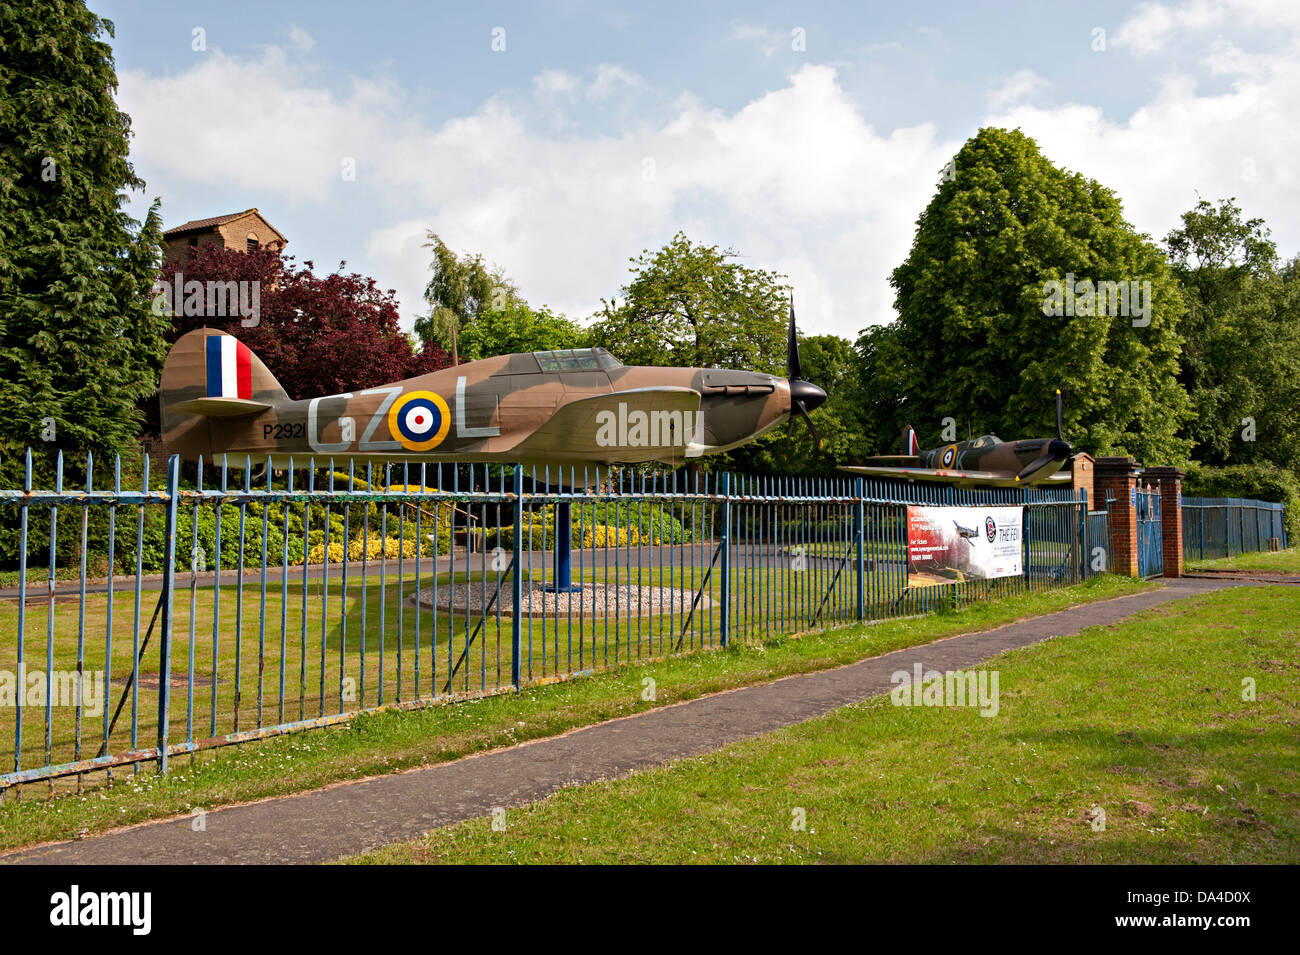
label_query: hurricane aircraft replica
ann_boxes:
[839,392,1073,488]
[161,306,825,592]
[159,306,827,477]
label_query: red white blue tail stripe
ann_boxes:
[205,335,253,400]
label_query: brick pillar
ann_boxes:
[1070,453,1095,504]
[1094,456,1141,576]
[1145,465,1185,578]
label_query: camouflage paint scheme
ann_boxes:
[839,426,1074,488]
[160,328,817,476]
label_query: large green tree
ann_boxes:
[1163,198,1300,471]
[729,332,862,476]
[417,231,587,362]
[417,232,515,358]
[590,232,789,373]
[850,323,909,455]
[456,300,588,361]
[592,233,857,474]
[867,127,1191,466]
[0,1,168,464]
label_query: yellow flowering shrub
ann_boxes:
[581,524,659,547]
[308,535,425,563]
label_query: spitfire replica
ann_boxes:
[839,392,1073,488]
[159,304,826,590]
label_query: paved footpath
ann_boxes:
[3,577,1242,864]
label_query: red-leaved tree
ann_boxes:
[157,245,450,400]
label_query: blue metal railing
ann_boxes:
[0,449,1091,790]
[1086,510,1111,573]
[1182,496,1287,560]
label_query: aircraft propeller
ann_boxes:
[1015,389,1071,482]
[786,295,827,451]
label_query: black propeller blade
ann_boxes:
[1056,388,1064,441]
[1016,453,1057,482]
[787,292,802,382]
[794,399,822,446]
[785,295,826,451]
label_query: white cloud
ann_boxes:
[288,26,314,54]
[533,68,580,100]
[120,52,955,339]
[987,69,1047,111]
[587,63,647,100]
[986,36,1300,259]
[120,47,396,203]
[728,23,787,57]
[116,8,1300,348]
[1114,2,1184,55]
[1113,0,1300,55]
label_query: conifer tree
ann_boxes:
[0,1,168,470]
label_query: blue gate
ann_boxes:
[1136,487,1163,578]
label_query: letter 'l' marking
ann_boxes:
[456,376,500,438]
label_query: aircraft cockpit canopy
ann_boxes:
[534,347,624,372]
[967,434,1000,449]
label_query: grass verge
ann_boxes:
[1187,548,1300,574]
[347,584,1300,864]
[0,574,1150,853]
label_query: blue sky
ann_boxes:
[101,0,1300,339]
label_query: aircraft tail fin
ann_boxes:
[902,424,919,456]
[160,329,287,434]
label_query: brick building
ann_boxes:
[147,209,288,470]
[162,208,287,263]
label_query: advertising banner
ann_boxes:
[906,505,1023,586]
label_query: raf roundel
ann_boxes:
[388,390,451,452]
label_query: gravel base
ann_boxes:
[411,580,712,617]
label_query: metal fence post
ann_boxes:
[511,465,523,689]
[855,477,865,618]
[1199,506,1205,561]
[1078,493,1087,580]
[157,454,181,774]
[719,472,731,646]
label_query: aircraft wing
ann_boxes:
[513,387,701,461]
[837,464,1023,488]
[166,396,273,418]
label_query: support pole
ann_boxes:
[157,454,180,774]
[855,477,865,619]
[511,465,523,689]
[719,472,731,646]
[548,499,582,592]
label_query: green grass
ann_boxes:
[0,541,1076,777]
[0,574,1150,852]
[347,584,1300,865]
[0,561,751,773]
[1186,547,1300,574]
